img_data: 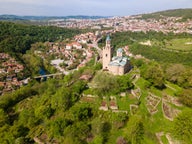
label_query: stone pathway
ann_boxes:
[166,133,181,144]
[156,132,181,144]
[155,132,164,144]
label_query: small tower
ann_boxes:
[106,34,111,48]
[116,48,123,57]
[102,35,112,70]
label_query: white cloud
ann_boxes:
[0,0,45,4]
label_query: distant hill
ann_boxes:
[141,9,192,21]
[0,15,108,21]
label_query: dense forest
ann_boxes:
[0,21,84,54]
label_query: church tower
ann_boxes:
[102,35,112,70]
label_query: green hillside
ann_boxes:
[0,21,84,55]
[141,9,192,20]
[0,21,192,144]
[108,31,192,66]
[0,59,192,144]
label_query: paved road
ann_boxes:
[88,40,102,57]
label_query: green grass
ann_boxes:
[84,75,184,144]
[116,95,138,112]
[135,77,150,90]
[161,135,169,144]
[134,77,176,134]
[151,38,192,52]
[163,87,177,96]
[165,81,182,94]
[165,38,192,51]
[149,87,163,97]
[107,129,124,144]
[143,136,159,144]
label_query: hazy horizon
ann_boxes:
[0,0,191,16]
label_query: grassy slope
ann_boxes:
[134,77,184,143]
[151,38,192,51]
[165,38,192,51]
[82,71,185,143]
[141,8,192,20]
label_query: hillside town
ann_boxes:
[0,15,191,95]
[48,15,192,34]
[47,40,95,71]
[0,28,136,95]
[0,4,192,143]
[0,53,27,95]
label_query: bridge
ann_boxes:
[34,73,63,80]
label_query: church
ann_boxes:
[102,35,131,75]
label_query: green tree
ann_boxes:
[117,74,134,92]
[125,115,144,144]
[100,122,111,143]
[18,109,40,129]
[165,64,186,84]
[10,124,29,139]
[35,105,54,119]
[178,89,192,107]
[22,53,43,75]
[71,103,93,121]
[142,62,165,88]
[92,72,119,95]
[65,122,91,143]
[112,112,128,129]
[91,135,103,144]
[172,109,192,143]
[0,109,8,126]
[51,87,72,111]
[0,124,14,143]
[46,117,71,138]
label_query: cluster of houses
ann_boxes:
[0,53,25,94]
[74,32,98,43]
[114,16,192,34]
[35,36,97,73]
[65,42,83,50]
[48,15,192,34]
[48,19,100,29]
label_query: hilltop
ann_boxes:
[0,8,191,22]
[1,9,192,27]
[141,8,192,21]
[0,10,192,144]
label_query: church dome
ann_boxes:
[106,35,111,41]
[117,48,123,52]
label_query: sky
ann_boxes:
[0,0,191,16]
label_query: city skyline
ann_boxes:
[0,0,191,16]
